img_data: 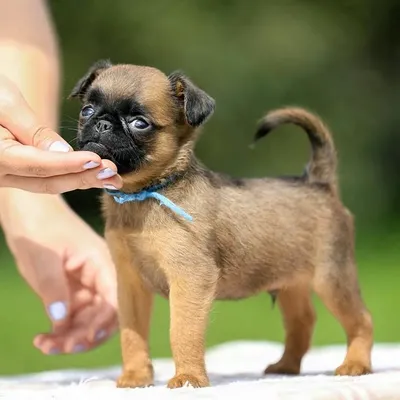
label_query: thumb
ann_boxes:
[0,75,72,151]
[17,253,72,333]
[41,270,72,333]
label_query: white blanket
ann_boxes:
[1,341,400,399]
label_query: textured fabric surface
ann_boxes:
[1,341,400,399]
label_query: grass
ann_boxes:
[0,225,399,375]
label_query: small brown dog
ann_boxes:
[70,60,373,389]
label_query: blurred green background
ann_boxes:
[1,0,400,375]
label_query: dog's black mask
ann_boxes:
[76,89,158,175]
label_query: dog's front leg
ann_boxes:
[106,231,154,388]
[167,270,217,389]
[116,269,154,388]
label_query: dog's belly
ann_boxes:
[214,263,291,300]
[136,258,286,300]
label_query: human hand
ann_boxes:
[3,194,118,354]
[0,75,122,193]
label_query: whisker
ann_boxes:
[59,125,79,130]
[64,115,80,124]
[60,127,79,132]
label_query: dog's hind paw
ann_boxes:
[264,360,300,375]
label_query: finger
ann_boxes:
[89,252,118,308]
[32,287,93,354]
[33,333,67,355]
[0,139,103,177]
[33,317,118,355]
[0,160,123,194]
[34,308,92,354]
[22,261,72,334]
[14,251,73,335]
[86,295,118,343]
[0,76,71,151]
[33,330,89,355]
[83,254,118,343]
[70,287,94,312]
[34,302,112,354]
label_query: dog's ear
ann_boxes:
[168,71,215,127]
[69,59,112,101]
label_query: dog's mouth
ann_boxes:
[79,141,111,159]
[77,138,147,175]
[80,141,107,152]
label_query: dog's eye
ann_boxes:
[130,117,150,130]
[80,105,95,118]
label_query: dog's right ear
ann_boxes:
[68,59,112,101]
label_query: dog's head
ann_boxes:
[69,60,215,186]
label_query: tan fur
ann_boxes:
[74,64,373,389]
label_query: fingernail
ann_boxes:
[49,348,60,355]
[72,344,85,353]
[97,168,117,180]
[103,184,117,191]
[48,141,70,153]
[47,301,67,321]
[95,329,107,341]
[83,161,100,169]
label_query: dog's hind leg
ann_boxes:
[264,284,316,375]
[313,262,373,376]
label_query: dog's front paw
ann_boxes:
[167,373,209,389]
[335,362,371,376]
[116,369,154,388]
[264,360,300,375]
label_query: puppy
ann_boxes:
[70,60,373,389]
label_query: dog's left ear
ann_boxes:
[69,59,113,101]
[168,71,215,127]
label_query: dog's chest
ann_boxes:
[127,235,171,298]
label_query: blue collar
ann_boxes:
[104,176,193,222]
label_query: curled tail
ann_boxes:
[254,107,338,192]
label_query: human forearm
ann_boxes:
[0,0,67,224]
[0,0,60,128]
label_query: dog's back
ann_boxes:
[179,108,346,299]
[196,172,346,299]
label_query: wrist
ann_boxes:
[0,188,71,232]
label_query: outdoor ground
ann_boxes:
[0,225,399,376]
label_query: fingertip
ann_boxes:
[83,160,101,170]
[97,168,118,180]
[47,301,68,322]
[33,335,42,348]
[95,329,107,341]
[48,141,72,153]
[87,328,107,344]
[79,151,103,168]
[100,158,118,172]
[81,151,102,162]
[72,344,86,353]
[102,176,123,189]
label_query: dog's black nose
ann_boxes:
[95,120,112,133]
